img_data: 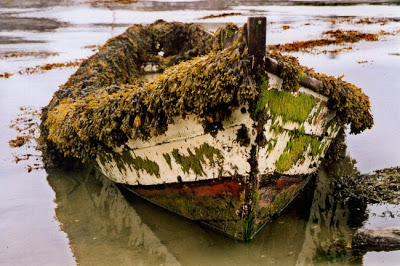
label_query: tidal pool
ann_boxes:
[0,0,399,265]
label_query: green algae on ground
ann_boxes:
[171,143,224,176]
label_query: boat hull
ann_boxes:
[95,73,340,240]
[123,174,311,240]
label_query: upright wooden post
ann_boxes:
[247,17,266,70]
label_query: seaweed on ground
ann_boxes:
[199,13,242,20]
[334,167,400,204]
[19,60,83,75]
[0,51,59,60]
[0,72,12,78]
[267,29,386,54]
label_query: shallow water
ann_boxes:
[0,0,399,265]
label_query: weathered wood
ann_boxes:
[264,56,280,75]
[264,56,323,91]
[299,75,323,91]
[247,17,266,68]
[220,19,323,92]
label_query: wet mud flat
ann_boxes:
[0,16,68,32]
[1,0,400,265]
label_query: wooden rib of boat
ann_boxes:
[40,17,373,241]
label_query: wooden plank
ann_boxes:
[264,56,323,91]
[247,17,266,68]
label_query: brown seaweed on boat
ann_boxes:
[39,21,373,167]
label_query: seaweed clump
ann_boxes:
[40,21,259,165]
[334,167,400,204]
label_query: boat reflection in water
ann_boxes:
[47,154,376,265]
[47,166,180,265]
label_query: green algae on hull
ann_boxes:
[171,143,224,177]
[127,178,247,239]
[162,153,172,170]
[243,189,259,240]
[261,88,317,125]
[258,179,308,222]
[312,102,325,125]
[131,156,160,178]
[99,150,161,178]
[275,134,323,173]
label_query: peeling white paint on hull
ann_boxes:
[96,73,340,187]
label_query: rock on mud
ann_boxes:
[352,227,400,251]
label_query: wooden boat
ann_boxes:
[40,17,373,241]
